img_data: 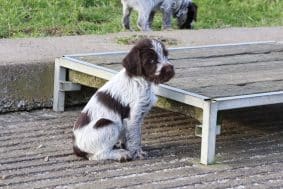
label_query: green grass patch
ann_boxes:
[195,0,283,29]
[0,0,282,38]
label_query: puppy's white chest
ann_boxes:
[137,86,157,112]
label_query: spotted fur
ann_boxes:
[121,0,197,31]
[73,38,174,162]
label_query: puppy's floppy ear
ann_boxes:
[122,46,142,77]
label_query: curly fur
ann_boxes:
[73,38,175,162]
[121,0,197,31]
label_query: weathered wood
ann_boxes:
[76,44,283,66]
[79,54,125,67]
[169,43,283,60]
[183,80,283,99]
[174,61,283,78]
[169,68,283,94]
[170,66,283,86]
[173,52,283,70]
[70,43,283,99]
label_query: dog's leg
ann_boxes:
[92,121,131,162]
[137,10,151,31]
[93,121,131,162]
[76,119,132,162]
[114,126,126,149]
[124,113,147,159]
[162,9,172,30]
[122,3,132,30]
[160,0,173,30]
[148,11,155,29]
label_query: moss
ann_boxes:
[68,70,107,88]
[156,96,203,122]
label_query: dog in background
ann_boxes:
[121,0,197,31]
[73,38,175,162]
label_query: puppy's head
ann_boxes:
[177,2,198,29]
[122,38,175,84]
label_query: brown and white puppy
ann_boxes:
[73,38,175,162]
[121,0,198,31]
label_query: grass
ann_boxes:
[0,0,282,38]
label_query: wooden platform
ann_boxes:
[75,42,283,98]
[53,42,283,164]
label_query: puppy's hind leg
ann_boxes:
[88,119,132,162]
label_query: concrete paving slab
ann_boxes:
[0,104,282,188]
[1,27,283,65]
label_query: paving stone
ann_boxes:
[0,105,282,188]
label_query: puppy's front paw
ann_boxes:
[132,149,148,160]
[118,149,132,162]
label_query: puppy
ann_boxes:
[73,38,175,162]
[121,0,197,31]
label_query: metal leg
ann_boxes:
[53,61,66,112]
[200,101,218,165]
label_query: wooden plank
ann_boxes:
[174,60,283,78]
[173,51,283,70]
[73,43,283,67]
[170,79,283,98]
[77,54,124,67]
[169,43,283,60]
[169,68,283,91]
[70,56,283,84]
[68,43,283,99]
[172,63,283,82]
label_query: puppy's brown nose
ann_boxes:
[160,64,175,82]
[164,64,175,76]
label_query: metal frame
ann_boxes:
[53,41,283,165]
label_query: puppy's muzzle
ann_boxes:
[159,64,175,83]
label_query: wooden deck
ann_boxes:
[53,42,283,164]
[75,43,283,99]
